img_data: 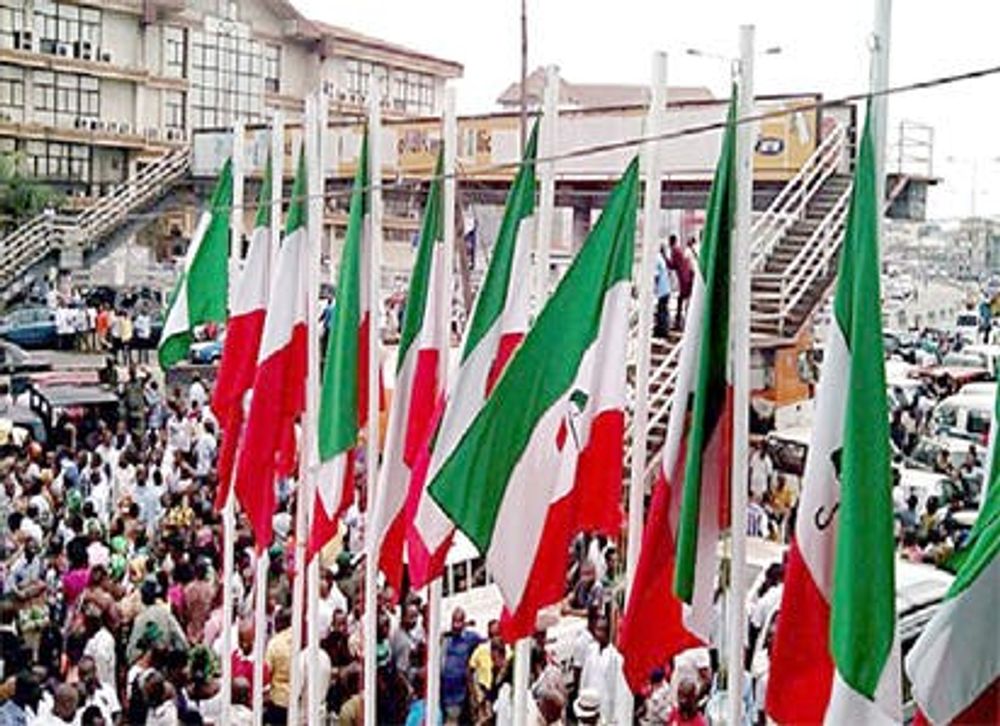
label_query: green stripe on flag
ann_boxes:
[319,133,367,461]
[829,107,896,701]
[398,151,443,369]
[157,158,233,370]
[255,155,272,229]
[462,121,538,362]
[428,157,638,552]
[285,148,308,235]
[673,93,737,603]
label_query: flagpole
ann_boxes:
[219,118,244,726]
[252,112,283,726]
[287,99,313,726]
[626,50,667,595]
[512,63,558,726]
[728,24,755,726]
[305,87,328,725]
[364,82,384,726]
[425,85,457,726]
[870,0,892,217]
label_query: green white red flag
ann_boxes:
[158,159,232,370]
[235,148,309,551]
[308,133,375,559]
[619,94,738,690]
[212,156,272,510]
[425,156,638,641]
[408,123,538,588]
[904,481,998,725]
[766,109,900,724]
[370,151,449,592]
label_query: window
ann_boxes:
[163,26,185,78]
[24,139,89,183]
[164,89,184,131]
[190,22,264,129]
[0,64,23,120]
[0,0,24,51]
[388,69,435,115]
[32,70,99,123]
[263,43,280,93]
[34,0,99,55]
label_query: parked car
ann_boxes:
[931,391,993,443]
[0,340,51,375]
[189,333,224,364]
[907,435,985,473]
[0,306,57,349]
[953,310,980,344]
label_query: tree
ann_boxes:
[0,152,63,231]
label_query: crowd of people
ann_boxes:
[50,292,157,366]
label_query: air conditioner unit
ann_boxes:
[0,111,12,123]
[93,120,105,132]
[107,121,119,134]
[119,122,130,135]
[14,30,32,52]
[77,41,93,61]
[89,118,100,130]
[74,117,87,129]
[56,42,72,57]
[337,90,347,102]
[99,50,112,63]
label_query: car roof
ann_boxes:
[34,385,119,407]
[897,467,949,489]
[936,392,994,411]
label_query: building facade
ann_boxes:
[0,0,461,197]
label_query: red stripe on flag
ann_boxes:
[235,322,307,551]
[211,308,266,510]
[405,397,451,589]
[765,540,834,724]
[486,331,524,395]
[500,410,624,642]
[950,678,999,725]
[307,450,355,561]
[618,467,703,692]
[403,348,441,466]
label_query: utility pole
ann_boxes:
[520,0,528,155]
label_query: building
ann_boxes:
[0,0,462,198]
[497,66,712,111]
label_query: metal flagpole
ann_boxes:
[426,85,457,726]
[513,61,559,726]
[618,50,667,726]
[288,96,314,726]
[219,118,244,726]
[626,50,668,595]
[252,112,284,726]
[364,81,384,726]
[728,23,755,726]
[870,0,892,217]
[305,87,328,725]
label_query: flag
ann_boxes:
[905,482,998,725]
[766,109,900,724]
[426,157,638,642]
[234,148,309,551]
[308,134,373,559]
[158,159,232,369]
[409,122,538,588]
[619,95,738,691]
[212,156,273,510]
[369,151,449,593]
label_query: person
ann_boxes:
[441,606,483,723]
[390,601,425,684]
[654,242,673,338]
[134,309,152,364]
[563,561,603,616]
[188,373,208,410]
[120,310,134,365]
[42,682,80,724]
[264,607,294,723]
[667,678,708,726]
[573,688,602,725]
[896,494,920,534]
[666,236,694,330]
[230,677,255,725]
[642,668,673,725]
[577,615,628,724]
[0,670,42,724]
[748,441,773,501]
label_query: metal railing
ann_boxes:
[749,122,848,271]
[0,148,190,291]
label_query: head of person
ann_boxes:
[677,677,701,719]
[274,606,292,634]
[12,670,41,711]
[907,494,919,512]
[669,233,679,249]
[52,682,79,723]
[926,495,939,515]
[578,560,596,586]
[79,705,106,726]
[237,619,254,656]
[77,655,99,694]
[401,603,419,633]
[450,606,466,635]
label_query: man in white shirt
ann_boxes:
[78,655,120,724]
[82,606,116,691]
[188,374,208,409]
[578,615,629,724]
[193,421,218,479]
[317,567,349,637]
[749,441,773,500]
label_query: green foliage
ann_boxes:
[0,152,63,230]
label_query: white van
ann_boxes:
[931,391,993,443]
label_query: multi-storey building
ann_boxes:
[0,0,461,198]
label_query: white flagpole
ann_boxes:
[287,97,314,726]
[870,0,892,215]
[219,118,244,726]
[425,84,457,726]
[251,113,283,726]
[305,87,328,725]
[626,50,668,595]
[513,62,559,726]
[728,24,755,726]
[364,81,384,726]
